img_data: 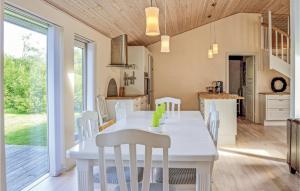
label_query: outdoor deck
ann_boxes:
[5,145,49,191]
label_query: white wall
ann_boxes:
[290,0,300,118]
[148,13,289,123]
[6,0,119,168]
[148,13,262,110]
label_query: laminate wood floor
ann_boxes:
[31,119,300,191]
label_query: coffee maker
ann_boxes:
[213,81,223,94]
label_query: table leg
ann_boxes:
[76,159,94,191]
[196,162,211,191]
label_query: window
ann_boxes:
[74,38,87,140]
[3,6,49,191]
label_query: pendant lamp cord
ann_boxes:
[164,0,167,35]
[210,22,212,48]
[213,0,217,43]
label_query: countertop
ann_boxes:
[259,92,290,95]
[198,92,244,100]
[106,95,146,100]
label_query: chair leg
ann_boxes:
[210,162,214,191]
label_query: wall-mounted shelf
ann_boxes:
[107,64,136,69]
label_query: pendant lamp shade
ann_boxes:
[213,43,218,54]
[161,35,170,52]
[145,7,160,36]
[208,48,213,59]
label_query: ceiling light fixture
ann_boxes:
[208,20,214,59]
[161,0,170,52]
[208,46,214,59]
[212,1,219,55]
[145,0,160,36]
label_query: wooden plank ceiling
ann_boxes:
[43,0,289,46]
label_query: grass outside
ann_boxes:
[4,113,48,146]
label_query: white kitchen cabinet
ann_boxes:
[199,96,238,146]
[124,46,152,95]
[106,96,148,120]
[259,94,290,126]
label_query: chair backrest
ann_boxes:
[96,129,171,191]
[79,111,99,141]
[155,97,181,112]
[209,102,217,113]
[96,95,109,125]
[209,111,220,146]
[115,102,127,122]
[207,101,217,130]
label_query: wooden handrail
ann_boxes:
[261,23,289,37]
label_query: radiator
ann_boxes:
[287,119,300,174]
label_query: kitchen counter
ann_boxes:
[105,95,148,119]
[198,92,244,100]
[106,95,146,100]
[259,92,290,95]
[198,92,241,146]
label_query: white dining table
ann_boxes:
[67,111,218,191]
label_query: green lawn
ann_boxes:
[4,113,48,146]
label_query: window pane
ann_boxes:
[74,45,84,140]
[4,20,49,191]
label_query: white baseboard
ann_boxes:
[264,120,287,126]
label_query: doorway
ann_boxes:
[228,55,255,122]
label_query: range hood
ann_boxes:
[110,34,128,67]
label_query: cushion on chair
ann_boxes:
[114,183,175,191]
[153,168,196,184]
[99,119,116,131]
[94,167,144,184]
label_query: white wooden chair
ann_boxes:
[95,129,173,191]
[115,102,127,122]
[209,111,220,146]
[79,111,141,185]
[78,111,99,141]
[207,102,217,132]
[155,97,181,112]
[96,95,110,125]
[154,109,220,188]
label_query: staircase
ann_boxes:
[261,11,290,78]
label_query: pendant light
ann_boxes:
[212,1,219,55]
[161,0,170,52]
[208,17,214,59]
[213,42,218,55]
[212,20,218,54]
[208,46,214,59]
[145,0,160,36]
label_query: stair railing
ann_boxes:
[261,11,290,64]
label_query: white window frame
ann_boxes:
[0,0,6,190]
[1,4,65,179]
[74,38,88,111]
[74,36,96,112]
[47,25,64,177]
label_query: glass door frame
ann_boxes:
[74,39,88,112]
[3,6,50,191]
[0,0,6,190]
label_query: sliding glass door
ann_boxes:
[4,8,49,191]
